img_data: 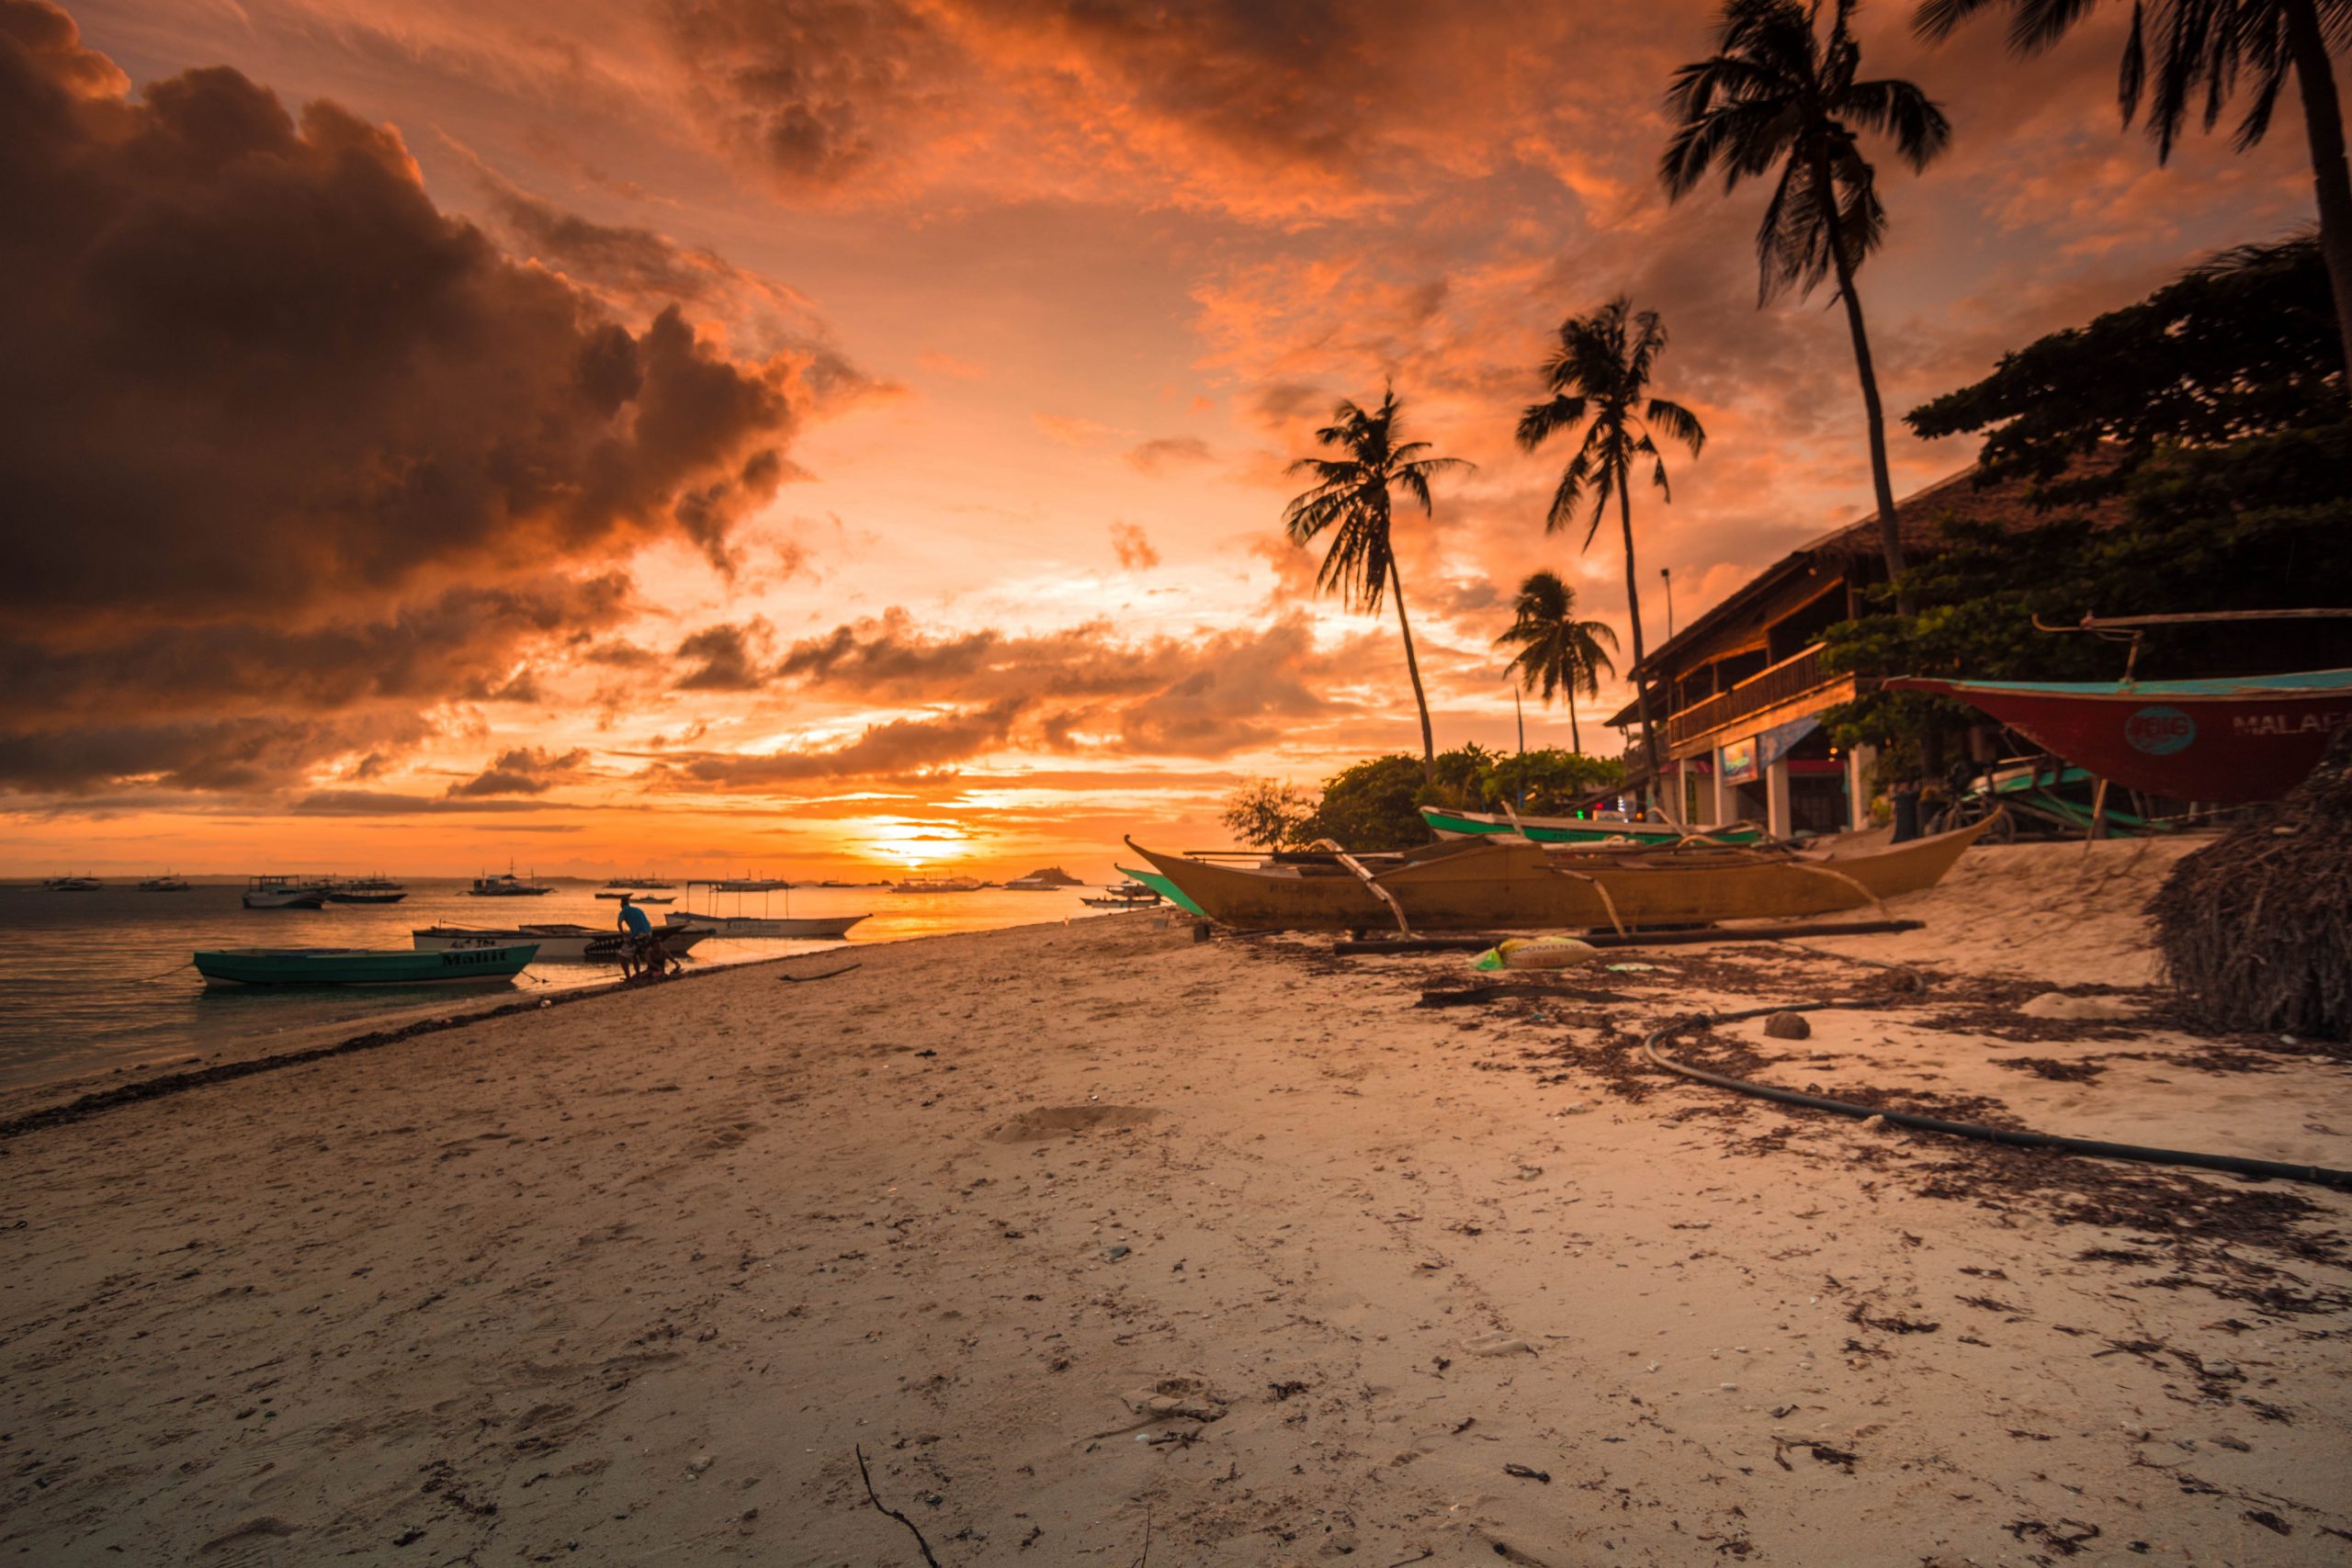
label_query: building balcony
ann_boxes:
[1661,642,1855,756]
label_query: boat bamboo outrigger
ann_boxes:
[1125,815,1997,934]
[670,878,870,939]
[1419,804,1764,846]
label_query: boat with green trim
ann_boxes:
[1115,863,1205,916]
[1419,806,1763,846]
[194,943,538,987]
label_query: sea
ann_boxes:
[0,878,1118,1091]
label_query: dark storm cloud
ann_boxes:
[674,620,775,691]
[652,698,1030,786]
[447,746,592,797]
[0,3,832,795]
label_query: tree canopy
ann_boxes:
[1906,234,2342,501]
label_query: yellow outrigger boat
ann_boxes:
[1125,816,1997,933]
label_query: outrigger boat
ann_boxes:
[414,923,715,963]
[1080,882,1161,909]
[671,877,870,938]
[1125,815,1997,934]
[243,874,328,909]
[1420,805,1763,846]
[1115,863,1205,917]
[1885,668,2352,805]
[138,874,191,891]
[196,943,537,987]
[324,874,408,904]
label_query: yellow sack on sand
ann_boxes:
[1471,937,1600,972]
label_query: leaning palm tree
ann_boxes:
[1661,0,1951,607]
[1913,0,2352,382]
[1494,570,1620,755]
[1283,388,1473,781]
[1515,297,1705,774]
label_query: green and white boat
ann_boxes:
[193,943,539,987]
[1418,805,1764,847]
[1114,863,1205,916]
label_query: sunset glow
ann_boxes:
[2,0,2321,880]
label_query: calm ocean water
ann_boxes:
[0,878,1114,1090]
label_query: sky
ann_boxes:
[0,0,2324,879]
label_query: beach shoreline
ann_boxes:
[3,843,2348,1564]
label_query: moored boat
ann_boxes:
[1885,668,2352,804]
[469,864,554,897]
[1080,882,1161,908]
[662,910,868,939]
[1419,805,1764,846]
[138,874,191,891]
[243,874,329,909]
[41,874,102,891]
[325,874,409,904]
[1125,816,1997,933]
[413,923,715,963]
[196,943,537,987]
[1115,863,1206,917]
[890,874,984,893]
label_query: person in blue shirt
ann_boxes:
[616,895,657,978]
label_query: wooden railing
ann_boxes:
[1661,642,1839,750]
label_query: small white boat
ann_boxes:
[243,874,329,909]
[469,862,553,897]
[663,911,868,939]
[42,874,102,891]
[138,874,191,891]
[413,922,716,963]
[1081,882,1161,909]
[891,874,984,893]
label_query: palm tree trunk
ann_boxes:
[1388,558,1436,783]
[2285,0,2352,383]
[1567,687,1582,756]
[1815,147,1912,615]
[1614,481,1658,791]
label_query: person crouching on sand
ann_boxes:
[616,894,654,980]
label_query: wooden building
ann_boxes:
[1605,465,2119,836]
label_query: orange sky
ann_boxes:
[0,0,2323,878]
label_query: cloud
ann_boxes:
[1033,412,1134,447]
[447,746,591,797]
[673,620,775,691]
[1123,436,1214,474]
[0,5,844,796]
[289,789,571,816]
[651,697,1029,787]
[1109,522,1160,571]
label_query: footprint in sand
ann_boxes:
[987,1105,1160,1143]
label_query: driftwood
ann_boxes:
[778,963,863,985]
[854,1445,942,1568]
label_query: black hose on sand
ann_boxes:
[1644,1001,2352,1193]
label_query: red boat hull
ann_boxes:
[1889,676,2352,804]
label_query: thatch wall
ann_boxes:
[2152,728,2352,1039]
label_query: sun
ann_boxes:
[857,817,974,869]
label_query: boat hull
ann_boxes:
[1115,864,1205,916]
[196,943,537,986]
[414,924,714,962]
[243,889,328,908]
[1887,670,2352,804]
[1419,807,1763,845]
[662,912,868,939]
[1126,818,1995,932]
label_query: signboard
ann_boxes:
[1721,736,1758,785]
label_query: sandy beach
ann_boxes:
[4,840,2350,1565]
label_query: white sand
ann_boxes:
[3,839,2348,1565]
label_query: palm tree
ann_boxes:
[1494,570,1621,755]
[1661,0,1951,609]
[1515,297,1706,776]
[1283,388,1473,782]
[1913,0,2352,383]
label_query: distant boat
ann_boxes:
[324,874,408,904]
[1081,882,1162,909]
[1885,667,2352,805]
[137,874,192,892]
[41,875,102,891]
[595,891,675,902]
[469,863,553,897]
[243,875,329,909]
[1420,806,1764,846]
[603,875,674,890]
[891,874,984,893]
[665,911,868,939]
[414,923,714,964]
[197,943,537,987]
